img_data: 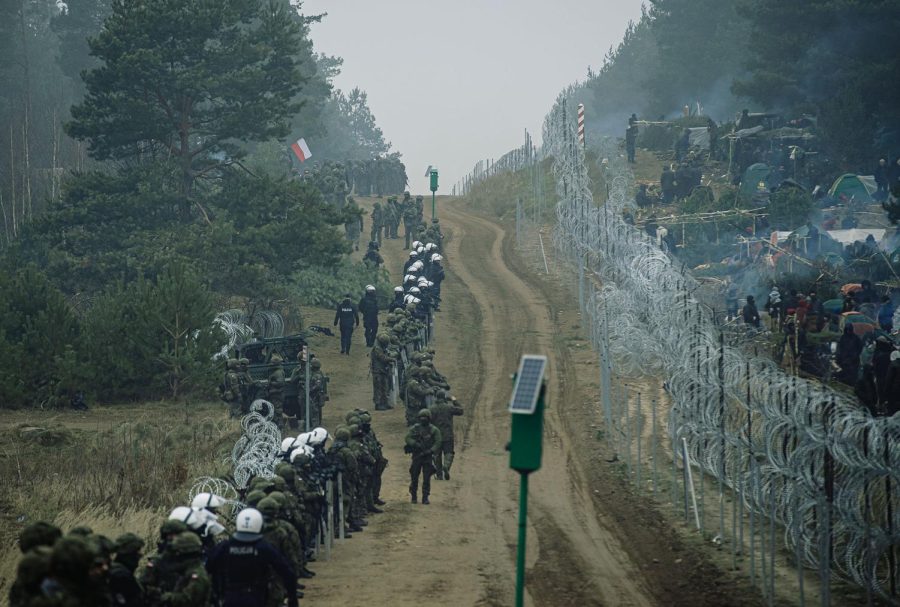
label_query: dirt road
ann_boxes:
[303,198,655,606]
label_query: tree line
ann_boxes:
[0,0,402,408]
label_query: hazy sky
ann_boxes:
[301,0,644,193]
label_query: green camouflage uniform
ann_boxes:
[370,202,384,244]
[328,428,358,532]
[370,334,394,410]
[157,533,211,607]
[267,354,285,429]
[258,498,298,607]
[405,410,442,502]
[429,395,464,479]
[222,359,242,417]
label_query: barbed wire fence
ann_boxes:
[538,92,900,606]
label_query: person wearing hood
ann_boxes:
[742,295,760,328]
[836,324,863,385]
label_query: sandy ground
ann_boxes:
[299,196,772,606]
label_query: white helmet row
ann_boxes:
[169,506,225,537]
[409,286,421,295]
[418,278,433,288]
[410,261,424,272]
[424,243,436,252]
[408,251,417,258]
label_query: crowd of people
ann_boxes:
[725,279,900,416]
[8,196,461,606]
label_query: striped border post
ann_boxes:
[577,103,585,147]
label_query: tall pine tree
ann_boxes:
[66,0,307,207]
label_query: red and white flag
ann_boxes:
[290,138,312,162]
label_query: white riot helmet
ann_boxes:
[365,284,375,293]
[404,274,417,284]
[425,243,436,252]
[281,436,300,454]
[394,286,404,293]
[419,279,433,288]
[192,507,226,537]
[411,261,424,271]
[191,492,225,510]
[297,431,312,446]
[234,508,264,542]
[308,427,329,446]
[409,251,418,258]
[169,506,204,530]
[431,254,442,263]
[412,240,423,249]
[416,246,425,255]
[409,286,421,294]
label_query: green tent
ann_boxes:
[828,174,875,204]
[739,163,772,199]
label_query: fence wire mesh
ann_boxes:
[541,94,900,604]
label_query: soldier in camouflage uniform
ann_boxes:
[139,520,188,606]
[287,351,307,429]
[328,427,360,534]
[405,408,442,504]
[344,196,364,251]
[257,497,300,606]
[289,452,327,551]
[346,415,375,527]
[109,532,145,607]
[402,197,419,248]
[275,462,317,574]
[221,359,242,418]
[267,352,286,430]
[237,358,257,415]
[358,410,388,508]
[370,333,395,411]
[415,194,425,224]
[429,391,464,480]
[308,359,328,427]
[404,366,434,426]
[157,532,211,607]
[370,202,384,244]
[8,521,61,607]
[267,486,308,578]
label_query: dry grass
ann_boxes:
[0,400,239,603]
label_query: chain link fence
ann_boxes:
[538,93,900,606]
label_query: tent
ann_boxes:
[828,174,876,204]
[739,163,772,199]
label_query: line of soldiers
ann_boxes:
[221,352,329,431]
[369,191,425,248]
[366,225,462,505]
[8,412,389,607]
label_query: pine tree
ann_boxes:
[66,0,306,205]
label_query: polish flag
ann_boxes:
[290,138,312,162]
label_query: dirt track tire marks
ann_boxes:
[440,199,654,607]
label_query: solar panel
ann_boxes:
[509,355,547,414]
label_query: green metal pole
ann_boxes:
[515,472,529,607]
[431,191,436,220]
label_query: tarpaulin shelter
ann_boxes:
[828,174,876,204]
[739,163,772,199]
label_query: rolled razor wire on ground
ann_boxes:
[230,399,282,489]
[542,95,900,602]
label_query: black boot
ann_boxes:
[422,495,430,505]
